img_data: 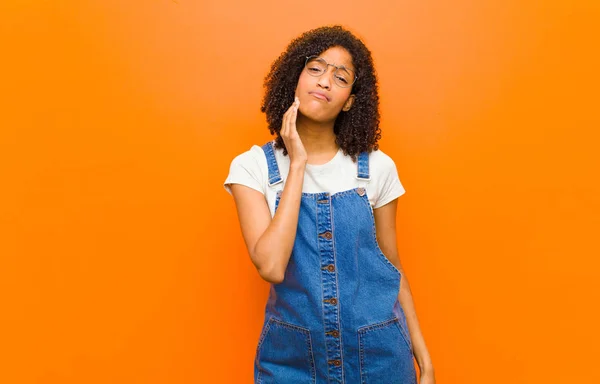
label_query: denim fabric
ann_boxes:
[255,141,417,384]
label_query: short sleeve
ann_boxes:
[373,155,406,209]
[223,146,266,195]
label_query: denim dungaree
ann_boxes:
[255,141,417,384]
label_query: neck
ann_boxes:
[295,115,338,155]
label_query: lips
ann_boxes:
[309,91,330,102]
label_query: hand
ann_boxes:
[280,97,307,166]
[419,369,436,384]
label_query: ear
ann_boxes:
[342,94,355,112]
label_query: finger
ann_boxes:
[281,107,291,136]
[282,100,298,138]
[290,104,298,133]
[293,97,300,118]
[286,101,297,127]
[286,106,294,137]
[288,99,298,117]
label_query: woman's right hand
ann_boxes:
[280,97,307,167]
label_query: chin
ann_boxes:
[300,112,335,124]
[300,106,335,122]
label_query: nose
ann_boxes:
[317,66,335,90]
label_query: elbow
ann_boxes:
[251,248,286,284]
[256,263,285,284]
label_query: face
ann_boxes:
[295,46,356,123]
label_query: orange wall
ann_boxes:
[2,1,599,383]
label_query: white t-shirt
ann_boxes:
[224,143,406,217]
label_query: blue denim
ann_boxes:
[255,141,417,384]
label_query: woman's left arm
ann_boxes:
[373,199,436,382]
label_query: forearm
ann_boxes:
[398,267,434,374]
[252,164,305,283]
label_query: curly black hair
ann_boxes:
[260,25,381,162]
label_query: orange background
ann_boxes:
[2,0,599,383]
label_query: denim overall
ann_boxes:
[255,141,417,384]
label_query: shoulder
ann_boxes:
[366,148,406,207]
[230,144,267,167]
[226,144,271,183]
[368,148,398,173]
[224,144,271,195]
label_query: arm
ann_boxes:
[229,97,306,284]
[229,163,305,284]
[373,199,435,380]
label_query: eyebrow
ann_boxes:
[325,58,353,72]
[335,61,351,70]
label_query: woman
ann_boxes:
[224,25,435,384]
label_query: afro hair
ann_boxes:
[260,25,382,161]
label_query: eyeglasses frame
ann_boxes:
[304,55,358,88]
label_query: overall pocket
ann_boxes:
[358,317,417,384]
[397,304,413,352]
[255,317,316,384]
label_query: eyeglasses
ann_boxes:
[304,55,357,88]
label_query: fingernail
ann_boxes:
[295,96,299,103]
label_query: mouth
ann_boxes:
[309,92,330,102]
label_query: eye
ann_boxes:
[336,76,348,84]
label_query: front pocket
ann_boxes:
[256,317,316,384]
[358,318,417,384]
[357,192,402,279]
[396,304,413,352]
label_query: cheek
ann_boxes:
[335,92,352,109]
[295,73,311,93]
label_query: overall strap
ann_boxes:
[262,140,283,188]
[356,151,370,189]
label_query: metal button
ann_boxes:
[324,297,338,305]
[327,264,335,272]
[328,359,342,366]
[357,187,366,196]
[327,330,340,338]
[319,231,333,240]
